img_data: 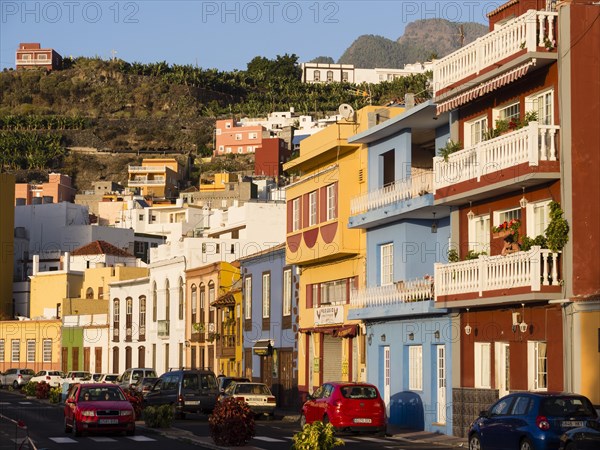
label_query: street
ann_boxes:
[0,389,463,450]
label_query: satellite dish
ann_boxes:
[338,104,355,120]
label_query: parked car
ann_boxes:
[63,382,135,436]
[117,368,157,390]
[30,370,64,387]
[468,392,598,450]
[0,368,35,389]
[559,418,600,450]
[143,368,219,418]
[91,373,103,382]
[220,382,276,417]
[216,376,249,394]
[300,382,386,433]
[97,374,119,384]
[62,371,92,384]
[132,377,158,397]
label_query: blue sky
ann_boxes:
[1,1,501,71]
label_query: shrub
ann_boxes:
[35,381,50,399]
[123,387,144,420]
[49,386,61,404]
[291,421,345,450]
[209,398,255,446]
[545,201,569,252]
[142,405,174,428]
[22,381,37,397]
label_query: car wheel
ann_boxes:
[519,438,534,450]
[469,433,482,450]
[12,380,19,389]
[126,426,135,436]
[300,414,307,428]
[73,420,81,437]
[64,417,71,433]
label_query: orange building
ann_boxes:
[16,43,62,71]
[214,119,265,156]
[15,173,76,205]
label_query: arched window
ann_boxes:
[208,281,215,323]
[165,279,170,321]
[125,346,132,369]
[326,70,333,82]
[191,285,197,324]
[313,70,320,81]
[138,346,145,367]
[112,298,120,342]
[125,297,133,342]
[86,287,94,299]
[199,283,206,326]
[152,282,157,322]
[139,296,146,341]
[178,277,184,320]
[112,346,119,374]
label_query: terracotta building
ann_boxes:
[16,43,62,71]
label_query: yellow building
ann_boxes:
[185,261,241,374]
[283,105,403,399]
[127,158,182,198]
[211,278,243,376]
[0,319,62,373]
[0,173,15,319]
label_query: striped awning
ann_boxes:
[436,60,537,115]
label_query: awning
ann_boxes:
[436,60,537,114]
[253,339,273,356]
[298,324,358,339]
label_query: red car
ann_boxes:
[301,382,386,433]
[64,383,135,436]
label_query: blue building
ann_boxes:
[347,101,455,435]
[239,243,300,409]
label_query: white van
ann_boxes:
[117,368,157,390]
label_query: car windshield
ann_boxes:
[235,384,270,395]
[22,369,35,375]
[340,385,379,399]
[540,396,597,417]
[80,387,125,402]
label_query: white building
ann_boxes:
[300,62,433,84]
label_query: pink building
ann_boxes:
[16,43,62,71]
[214,119,265,156]
[15,173,76,205]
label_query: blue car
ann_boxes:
[559,419,600,450]
[468,392,597,450]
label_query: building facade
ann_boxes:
[127,158,182,198]
[214,119,265,156]
[16,42,62,71]
[15,173,76,206]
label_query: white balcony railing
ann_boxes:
[128,179,166,186]
[128,165,167,173]
[350,277,434,308]
[350,170,433,215]
[434,122,559,192]
[433,10,558,93]
[434,246,560,299]
[157,320,170,338]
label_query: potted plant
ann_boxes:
[545,201,569,252]
[438,140,463,161]
[492,219,521,241]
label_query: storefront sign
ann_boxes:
[314,305,344,325]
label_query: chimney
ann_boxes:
[32,254,39,276]
[63,252,70,272]
[405,93,415,109]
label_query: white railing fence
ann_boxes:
[350,277,434,308]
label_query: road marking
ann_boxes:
[49,437,78,443]
[126,435,156,441]
[357,436,390,443]
[254,436,287,442]
[0,402,10,405]
[89,436,118,442]
[18,402,33,405]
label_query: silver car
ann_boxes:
[0,368,35,389]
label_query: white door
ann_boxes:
[436,345,446,424]
[495,342,510,397]
[383,346,390,415]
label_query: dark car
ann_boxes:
[559,419,600,450]
[143,368,218,418]
[300,382,386,433]
[217,376,249,394]
[63,383,135,436]
[468,392,598,450]
[133,377,158,397]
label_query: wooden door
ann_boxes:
[94,347,102,373]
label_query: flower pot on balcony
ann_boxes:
[493,230,511,239]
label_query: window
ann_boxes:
[238,147,243,153]
[218,145,224,152]
[326,184,337,221]
[21,53,32,60]
[225,122,232,129]
[235,133,242,140]
[86,287,94,299]
[0,339,4,361]
[27,340,35,363]
[244,277,252,320]
[249,132,257,139]
[491,397,513,415]
[43,339,52,363]
[178,277,184,320]
[320,279,347,305]
[262,273,271,319]
[511,396,532,415]
[292,198,301,231]
[216,129,222,135]
[309,191,318,226]
[409,345,423,390]
[226,147,232,153]
[152,282,157,322]
[139,296,146,341]
[381,150,395,187]
[466,116,488,147]
[313,70,320,81]
[526,200,551,237]
[200,283,206,321]
[113,299,120,341]
[165,280,170,321]
[380,243,394,286]
[474,342,491,388]
[327,70,334,82]
[208,281,215,303]
[342,71,349,82]
[283,269,292,316]
[37,54,48,60]
[191,285,197,324]
[528,341,548,391]
[468,214,490,253]
[126,297,133,341]
[11,340,20,362]
[496,207,521,225]
[527,89,554,125]
[497,102,520,121]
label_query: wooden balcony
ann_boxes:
[434,246,562,306]
[433,9,558,95]
[216,334,236,358]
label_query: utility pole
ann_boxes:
[458,25,465,47]
[110,49,117,61]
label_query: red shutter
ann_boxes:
[334,183,338,218]
[287,200,293,233]
[302,194,309,228]
[306,284,313,309]
[320,187,327,223]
